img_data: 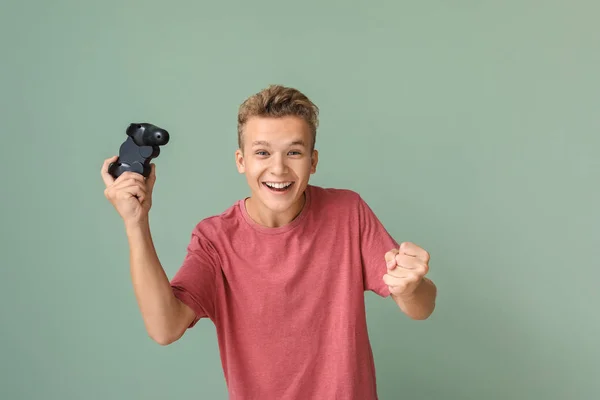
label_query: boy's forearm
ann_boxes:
[125,218,186,344]
[391,278,437,320]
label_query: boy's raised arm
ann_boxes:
[101,156,195,345]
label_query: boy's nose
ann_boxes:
[270,155,288,175]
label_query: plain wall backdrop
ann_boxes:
[1,1,598,399]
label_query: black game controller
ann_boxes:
[108,123,170,179]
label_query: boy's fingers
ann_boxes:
[115,171,145,184]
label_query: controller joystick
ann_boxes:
[108,123,170,179]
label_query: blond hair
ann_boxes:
[237,84,319,151]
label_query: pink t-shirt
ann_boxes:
[170,185,399,399]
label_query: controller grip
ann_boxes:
[108,160,151,179]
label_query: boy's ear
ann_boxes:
[235,149,245,173]
[310,149,319,174]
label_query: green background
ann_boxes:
[2,1,598,399]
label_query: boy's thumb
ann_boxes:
[148,164,156,186]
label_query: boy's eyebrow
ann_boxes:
[251,140,306,147]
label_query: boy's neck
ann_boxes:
[245,192,306,228]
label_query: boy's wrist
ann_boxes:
[124,217,150,234]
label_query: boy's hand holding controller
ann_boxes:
[101,157,156,227]
[101,122,167,227]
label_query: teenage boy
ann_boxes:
[101,85,437,400]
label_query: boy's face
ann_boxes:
[235,115,318,227]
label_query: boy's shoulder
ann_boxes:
[307,184,362,203]
[190,198,243,235]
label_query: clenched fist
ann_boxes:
[101,155,156,225]
[383,242,430,298]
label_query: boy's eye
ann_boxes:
[254,150,302,157]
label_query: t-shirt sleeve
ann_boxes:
[170,225,220,327]
[357,194,400,297]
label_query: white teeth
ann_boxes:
[265,182,292,189]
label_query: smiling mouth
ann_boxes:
[262,181,294,193]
